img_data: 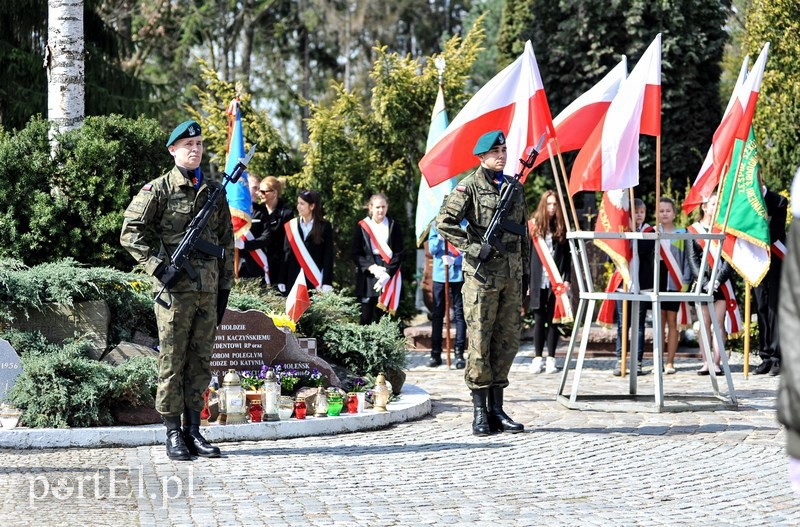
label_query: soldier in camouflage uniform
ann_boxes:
[120,120,234,460]
[435,130,530,436]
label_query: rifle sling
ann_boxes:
[500,219,526,236]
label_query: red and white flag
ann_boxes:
[683,43,770,213]
[286,272,311,323]
[569,34,661,196]
[418,40,554,187]
[533,58,627,168]
[683,57,748,214]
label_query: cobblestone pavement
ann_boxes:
[0,343,796,526]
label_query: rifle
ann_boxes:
[474,134,545,284]
[154,144,257,308]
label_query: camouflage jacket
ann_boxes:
[435,167,530,278]
[120,166,235,293]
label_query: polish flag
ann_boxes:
[533,58,628,168]
[418,40,554,187]
[286,272,311,323]
[683,43,770,213]
[569,34,662,196]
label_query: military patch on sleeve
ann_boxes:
[455,185,466,192]
[141,184,153,192]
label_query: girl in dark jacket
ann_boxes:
[526,190,571,374]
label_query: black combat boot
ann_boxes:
[487,386,524,433]
[454,348,466,370]
[471,389,491,436]
[428,349,442,367]
[163,415,192,461]
[183,408,221,458]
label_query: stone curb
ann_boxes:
[0,384,431,450]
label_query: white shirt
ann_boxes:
[299,217,314,240]
[368,217,390,255]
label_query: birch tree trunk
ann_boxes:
[47,0,84,144]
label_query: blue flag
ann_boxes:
[225,99,252,239]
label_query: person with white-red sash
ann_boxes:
[278,189,334,296]
[526,190,572,375]
[352,193,404,325]
[657,196,692,374]
[687,192,734,376]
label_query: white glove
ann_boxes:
[368,264,387,277]
[441,255,455,266]
[235,238,245,250]
[373,272,390,292]
[277,283,286,293]
[321,284,333,294]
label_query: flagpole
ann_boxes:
[744,282,751,378]
[554,139,580,231]
[234,247,240,279]
[653,135,663,371]
[547,144,573,232]
[443,239,452,369]
[621,186,637,377]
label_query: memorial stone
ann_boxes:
[10,301,110,360]
[0,340,22,402]
[213,310,340,387]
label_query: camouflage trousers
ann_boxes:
[154,291,218,416]
[461,270,522,390]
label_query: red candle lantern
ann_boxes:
[294,398,307,419]
[346,393,358,414]
[248,402,263,423]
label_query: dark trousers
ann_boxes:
[532,287,558,357]
[755,267,781,362]
[431,281,466,351]
[615,299,649,361]
[360,297,385,325]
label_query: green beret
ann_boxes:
[473,130,506,155]
[166,120,202,148]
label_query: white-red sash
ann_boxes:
[358,218,393,264]
[677,302,692,330]
[285,218,322,288]
[772,239,786,261]
[242,231,271,285]
[530,227,572,324]
[688,223,742,337]
[659,228,685,290]
[658,227,691,324]
[377,270,402,315]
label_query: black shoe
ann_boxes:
[770,361,781,376]
[454,349,466,370]
[471,389,491,436]
[754,360,772,375]
[163,416,191,461]
[428,350,442,367]
[487,386,524,434]
[183,409,221,458]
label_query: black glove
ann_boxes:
[216,289,231,325]
[154,263,180,289]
